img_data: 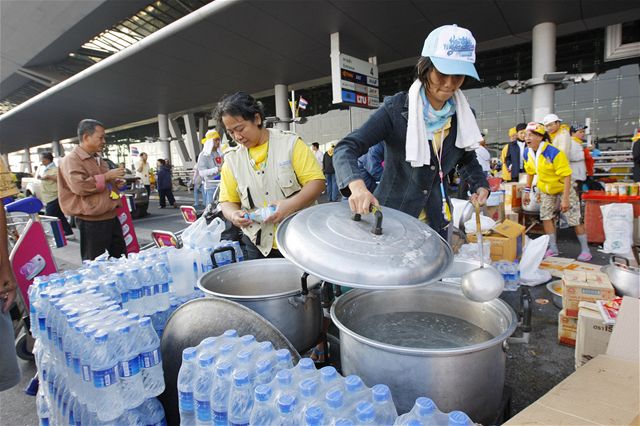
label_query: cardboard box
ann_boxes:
[558,309,577,347]
[467,219,525,261]
[575,302,613,368]
[505,297,639,426]
[540,257,602,278]
[502,182,525,209]
[562,276,615,318]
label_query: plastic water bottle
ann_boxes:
[372,384,398,425]
[305,406,325,426]
[336,419,356,426]
[138,317,165,397]
[294,357,317,381]
[198,336,217,358]
[255,341,274,363]
[211,360,233,426]
[228,369,253,426]
[344,375,369,408]
[319,366,342,394]
[277,394,298,426]
[249,384,277,426]
[448,411,473,426]
[356,401,376,425]
[126,268,144,314]
[245,205,277,223]
[194,354,216,426]
[154,262,172,311]
[115,325,146,410]
[254,358,274,386]
[178,347,198,425]
[36,388,50,426]
[90,330,123,421]
[140,265,157,314]
[325,388,347,425]
[394,397,437,426]
[235,350,256,384]
[273,369,294,401]
[297,378,320,423]
[139,397,167,426]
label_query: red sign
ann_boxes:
[356,94,368,106]
[117,195,140,254]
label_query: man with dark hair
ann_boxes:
[58,119,126,260]
[504,123,527,182]
[136,152,151,197]
[38,152,73,237]
[311,142,323,165]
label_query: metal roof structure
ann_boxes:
[1,0,639,153]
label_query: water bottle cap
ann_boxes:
[254,384,272,402]
[305,406,324,424]
[335,419,354,426]
[144,265,152,270]
[216,361,233,377]
[233,369,250,386]
[139,317,152,327]
[199,353,215,367]
[116,325,130,335]
[372,384,391,402]
[320,366,337,382]
[237,350,251,362]
[345,375,364,392]
[127,313,140,321]
[299,378,318,397]
[299,357,315,371]
[258,341,273,353]
[277,394,296,413]
[201,337,216,349]
[276,348,291,361]
[240,335,255,345]
[223,329,238,338]
[356,402,375,422]
[94,329,109,343]
[256,359,272,374]
[325,389,343,408]
[183,347,197,361]
[416,397,436,416]
[448,411,471,426]
[220,343,234,354]
[276,369,292,385]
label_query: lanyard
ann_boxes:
[534,142,546,171]
[432,126,451,223]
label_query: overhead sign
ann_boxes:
[331,34,379,109]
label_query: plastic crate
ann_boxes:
[582,191,640,244]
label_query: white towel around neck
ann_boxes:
[405,79,483,167]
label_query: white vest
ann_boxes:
[225,129,302,256]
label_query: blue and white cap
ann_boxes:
[421,24,479,80]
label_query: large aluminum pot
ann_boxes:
[331,282,517,425]
[198,259,323,352]
[602,256,640,298]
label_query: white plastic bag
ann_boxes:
[464,215,496,234]
[601,203,634,254]
[181,216,225,249]
[518,234,551,286]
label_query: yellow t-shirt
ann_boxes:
[219,138,325,204]
[418,119,451,223]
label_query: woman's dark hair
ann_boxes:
[214,92,265,133]
[415,56,434,87]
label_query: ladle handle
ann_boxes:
[352,205,383,235]
[473,200,484,267]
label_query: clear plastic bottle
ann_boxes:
[319,366,342,395]
[371,384,397,426]
[211,360,233,426]
[297,377,320,423]
[249,384,277,426]
[227,369,253,426]
[448,411,472,426]
[178,347,198,425]
[254,358,274,386]
[139,398,167,426]
[355,401,376,425]
[344,375,369,409]
[325,388,347,426]
[198,336,217,359]
[90,330,123,421]
[194,354,216,426]
[255,341,274,363]
[274,349,293,372]
[140,265,157,314]
[305,406,325,426]
[277,394,298,426]
[246,205,277,223]
[36,387,50,426]
[138,317,165,397]
[394,397,437,426]
[115,324,146,410]
[294,357,317,381]
[273,369,295,401]
[153,262,172,312]
[235,350,256,384]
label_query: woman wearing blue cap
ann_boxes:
[334,25,490,240]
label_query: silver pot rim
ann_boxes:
[197,259,322,301]
[330,283,518,357]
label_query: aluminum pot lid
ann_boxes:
[276,203,453,289]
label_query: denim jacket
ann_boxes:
[334,91,489,233]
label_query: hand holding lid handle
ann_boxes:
[351,205,383,235]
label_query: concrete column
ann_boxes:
[157,114,171,161]
[183,113,201,163]
[51,140,64,158]
[531,22,556,122]
[198,116,206,142]
[21,149,32,174]
[168,117,192,165]
[274,84,290,131]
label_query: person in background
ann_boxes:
[631,129,640,183]
[475,138,491,177]
[500,127,516,181]
[357,142,385,193]
[136,152,151,197]
[38,152,73,238]
[323,144,339,201]
[58,119,126,261]
[543,113,583,166]
[215,92,325,259]
[504,123,527,182]
[522,122,591,261]
[192,166,205,208]
[0,157,20,392]
[156,159,177,209]
[333,24,489,241]
[569,124,589,190]
[311,142,323,165]
[197,129,224,206]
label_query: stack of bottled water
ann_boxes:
[394,397,473,426]
[31,281,166,425]
[178,331,399,426]
[492,260,520,291]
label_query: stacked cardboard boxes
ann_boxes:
[466,219,526,262]
[575,301,614,368]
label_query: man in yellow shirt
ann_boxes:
[522,122,591,261]
[38,152,73,237]
[500,127,517,181]
[216,92,325,259]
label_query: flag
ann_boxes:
[298,97,309,110]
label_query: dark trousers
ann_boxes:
[241,235,284,260]
[326,173,339,201]
[158,188,176,208]
[144,184,151,198]
[45,198,73,235]
[76,217,127,261]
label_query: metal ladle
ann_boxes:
[460,201,505,302]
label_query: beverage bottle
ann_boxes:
[198,336,217,357]
[36,387,50,426]
[246,205,277,223]
[153,262,172,312]
[238,334,257,353]
[218,329,239,347]
[273,369,294,401]
[140,265,157,314]
[249,384,277,426]
[217,343,236,366]
[294,357,317,381]
[194,354,216,426]
[78,327,97,411]
[227,369,253,426]
[274,348,293,372]
[138,317,165,397]
[336,419,356,426]
[394,397,437,426]
[297,377,320,423]
[114,324,146,410]
[344,375,369,408]
[371,384,398,425]
[319,366,342,395]
[231,241,244,262]
[448,411,473,426]
[355,401,376,425]
[255,341,274,363]
[276,394,298,426]
[113,271,130,309]
[325,388,348,425]
[178,347,198,426]
[139,398,168,426]
[235,350,255,384]
[90,330,123,421]
[304,406,325,426]
[254,358,274,386]
[211,360,233,426]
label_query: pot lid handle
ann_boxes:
[612,255,630,269]
[351,206,383,235]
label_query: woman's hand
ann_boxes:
[469,187,489,206]
[560,196,570,212]
[348,179,379,215]
[230,209,252,228]
[264,199,295,224]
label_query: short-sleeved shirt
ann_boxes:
[219,138,325,203]
[40,163,59,204]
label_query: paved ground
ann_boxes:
[0,192,613,425]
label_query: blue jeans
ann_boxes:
[326,173,339,201]
[204,187,216,206]
[193,185,205,206]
